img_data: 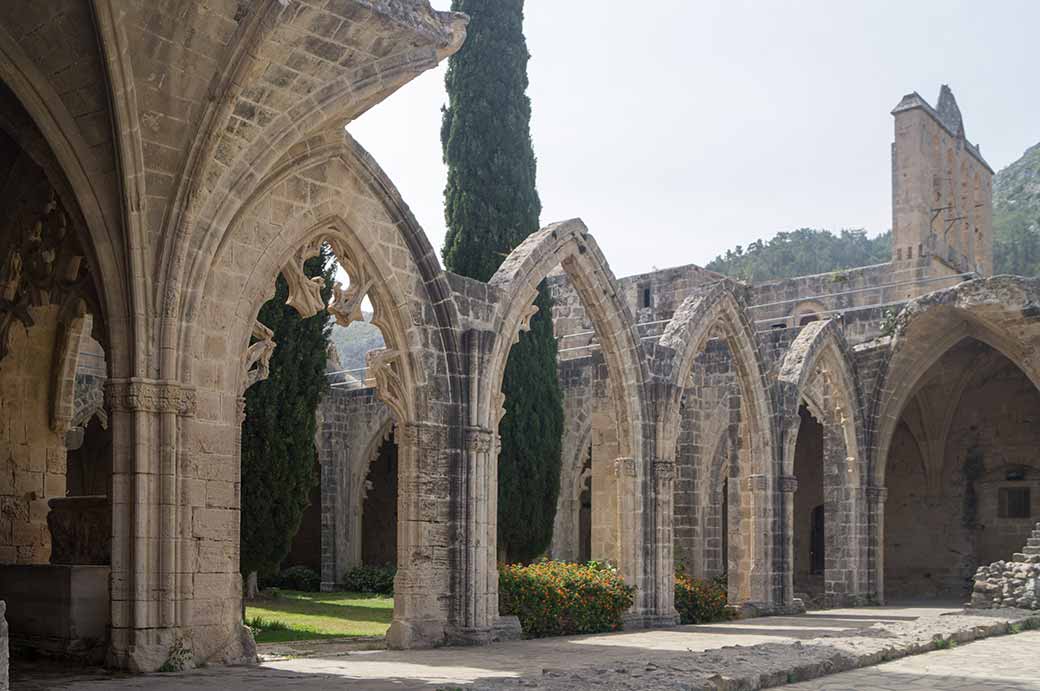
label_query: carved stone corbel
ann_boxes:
[281,241,325,318]
[614,457,636,478]
[511,303,539,345]
[367,348,409,422]
[243,319,276,390]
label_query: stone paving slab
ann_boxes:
[782,629,1040,690]
[12,606,1040,690]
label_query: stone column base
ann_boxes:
[385,618,446,649]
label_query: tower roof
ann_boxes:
[891,85,992,173]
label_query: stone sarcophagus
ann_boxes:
[46,495,111,566]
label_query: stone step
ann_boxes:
[1023,546,1040,555]
[1027,538,1040,548]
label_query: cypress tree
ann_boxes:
[442,0,564,563]
[240,248,334,579]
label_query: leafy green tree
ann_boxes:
[442,0,563,562]
[240,249,334,579]
[705,228,891,282]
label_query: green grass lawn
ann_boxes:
[245,590,393,643]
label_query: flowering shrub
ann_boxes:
[674,570,731,624]
[499,560,635,638]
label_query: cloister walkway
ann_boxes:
[14,604,1039,690]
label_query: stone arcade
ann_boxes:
[0,0,1037,683]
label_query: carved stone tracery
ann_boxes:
[243,319,276,390]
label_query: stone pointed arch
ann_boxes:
[776,319,867,605]
[487,219,648,463]
[0,20,128,373]
[655,279,777,607]
[656,280,774,472]
[777,319,863,477]
[868,277,1040,604]
[486,218,665,623]
[872,276,1040,489]
[160,5,468,349]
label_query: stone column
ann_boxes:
[649,460,678,625]
[778,475,798,609]
[614,456,647,625]
[866,485,888,604]
[319,444,350,592]
[387,421,452,649]
[743,474,776,612]
[106,378,196,672]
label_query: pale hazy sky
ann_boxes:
[349,0,1040,279]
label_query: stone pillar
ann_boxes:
[319,444,350,592]
[743,474,776,611]
[778,475,798,608]
[649,460,678,625]
[614,457,646,625]
[387,422,452,649]
[866,485,888,604]
[106,378,197,672]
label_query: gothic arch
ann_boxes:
[657,281,774,476]
[487,218,662,621]
[487,219,648,463]
[0,22,128,373]
[777,319,863,477]
[871,277,1040,489]
[777,319,867,603]
[656,280,777,605]
[159,7,467,349]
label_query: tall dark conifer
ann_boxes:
[240,249,334,578]
[442,0,564,562]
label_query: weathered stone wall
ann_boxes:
[0,600,7,691]
[316,386,392,590]
[0,305,67,565]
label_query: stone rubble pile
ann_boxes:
[971,522,1040,609]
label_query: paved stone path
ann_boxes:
[783,629,1040,690]
[11,606,1040,690]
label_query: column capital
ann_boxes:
[652,460,675,481]
[463,427,495,454]
[778,475,798,493]
[106,378,196,416]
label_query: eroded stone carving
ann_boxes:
[281,241,326,318]
[614,457,636,477]
[368,348,409,422]
[0,192,86,361]
[106,380,197,416]
[328,272,374,328]
[244,319,276,390]
[511,303,539,345]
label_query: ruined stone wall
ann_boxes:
[316,386,392,590]
[972,522,1040,610]
[0,305,67,565]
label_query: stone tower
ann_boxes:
[891,85,994,278]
